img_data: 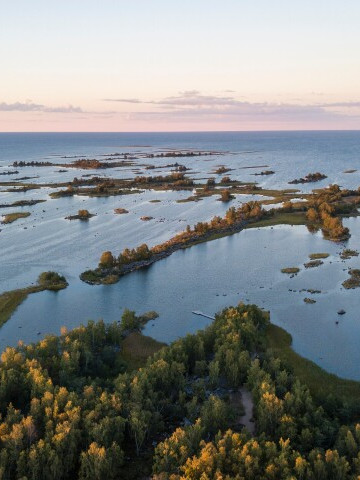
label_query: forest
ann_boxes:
[0,303,360,479]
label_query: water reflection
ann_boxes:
[3,222,360,380]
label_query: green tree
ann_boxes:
[120,309,138,330]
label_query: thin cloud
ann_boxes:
[180,90,201,96]
[104,92,245,107]
[3,95,359,127]
[123,105,360,127]
[103,92,360,123]
[0,101,117,115]
[103,98,143,104]
[129,104,335,118]
[0,101,84,113]
[44,105,83,113]
[319,101,360,108]
[0,102,45,112]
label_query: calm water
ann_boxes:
[0,132,360,379]
[1,131,360,190]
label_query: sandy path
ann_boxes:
[239,386,255,434]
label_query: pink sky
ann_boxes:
[1,1,360,131]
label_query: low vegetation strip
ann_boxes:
[81,200,266,284]
[245,211,307,228]
[342,269,360,289]
[0,199,45,208]
[81,185,359,285]
[0,272,68,327]
[281,267,300,274]
[304,259,324,268]
[1,211,30,224]
[289,171,327,184]
[266,323,360,404]
[0,289,30,327]
[309,252,329,259]
[120,332,166,372]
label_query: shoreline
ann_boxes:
[80,213,270,285]
[2,285,360,401]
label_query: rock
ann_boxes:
[114,208,129,214]
[304,297,316,304]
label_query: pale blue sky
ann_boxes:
[1,0,360,131]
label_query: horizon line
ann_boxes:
[1,128,360,134]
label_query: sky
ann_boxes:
[1,0,360,132]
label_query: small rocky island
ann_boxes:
[254,170,275,176]
[65,209,95,220]
[289,172,327,184]
[342,269,360,289]
[114,208,129,214]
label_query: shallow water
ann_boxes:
[1,132,360,380]
[3,220,360,380]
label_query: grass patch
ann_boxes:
[138,311,159,322]
[245,212,307,229]
[177,187,303,205]
[1,211,30,224]
[177,213,306,251]
[309,253,329,259]
[0,199,45,209]
[180,229,243,249]
[80,269,104,284]
[304,260,323,268]
[342,269,360,289]
[0,289,32,327]
[177,196,203,203]
[101,274,120,285]
[304,297,316,304]
[281,267,300,274]
[349,269,360,278]
[342,278,360,289]
[0,273,68,327]
[340,249,359,260]
[266,323,360,404]
[119,332,166,371]
[182,212,307,247]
